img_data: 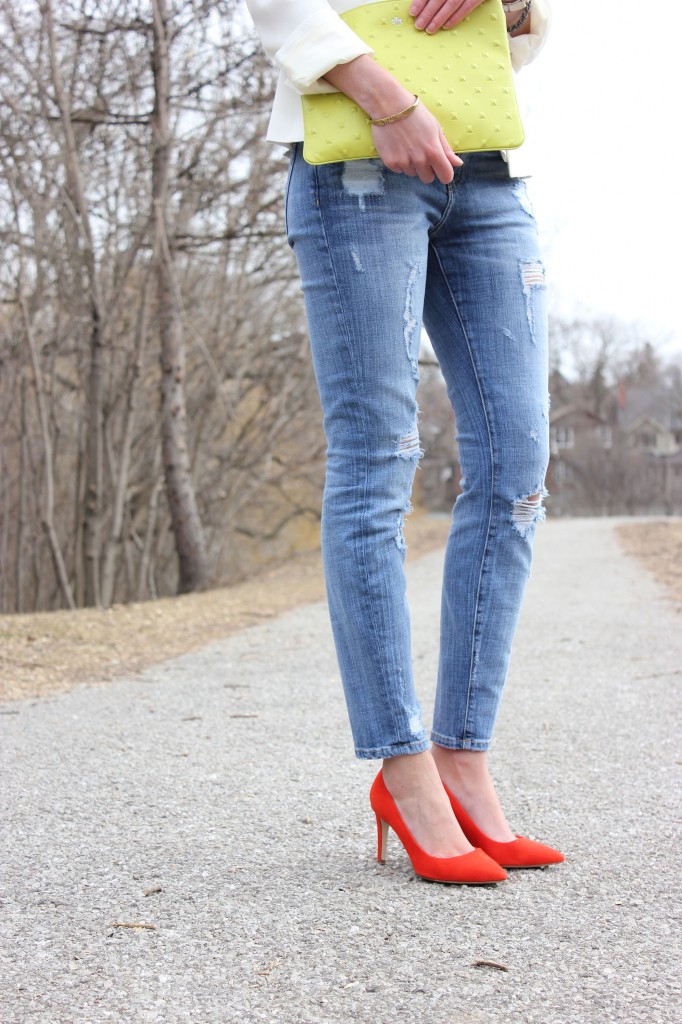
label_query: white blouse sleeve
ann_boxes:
[244,1,374,94]
[508,0,551,72]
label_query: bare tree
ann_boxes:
[151,0,209,592]
[0,0,323,613]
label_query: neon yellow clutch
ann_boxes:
[301,0,524,165]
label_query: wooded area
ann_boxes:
[0,0,324,613]
[1,2,680,615]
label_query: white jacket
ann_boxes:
[244,0,551,177]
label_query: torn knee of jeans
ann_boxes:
[395,424,423,461]
[394,420,422,548]
[394,495,415,553]
[511,487,548,538]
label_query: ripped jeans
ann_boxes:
[285,145,549,759]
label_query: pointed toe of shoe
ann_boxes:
[442,784,565,869]
[504,836,565,868]
[416,848,508,885]
[481,835,565,869]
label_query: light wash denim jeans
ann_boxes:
[285,145,549,760]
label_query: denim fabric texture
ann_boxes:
[285,145,549,760]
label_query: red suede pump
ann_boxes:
[443,783,565,869]
[369,770,507,884]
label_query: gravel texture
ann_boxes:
[1,517,680,1024]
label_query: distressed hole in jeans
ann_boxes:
[395,512,407,553]
[403,264,421,381]
[408,711,423,735]
[519,259,546,345]
[341,160,385,212]
[513,179,535,218]
[350,247,364,273]
[511,488,548,539]
[394,421,422,549]
[394,497,415,553]
[395,425,423,461]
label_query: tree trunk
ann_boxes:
[20,290,76,610]
[17,377,29,613]
[45,0,105,606]
[100,266,152,607]
[151,0,209,593]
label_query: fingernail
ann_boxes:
[415,17,426,29]
[409,3,419,13]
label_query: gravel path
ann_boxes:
[1,518,680,1024]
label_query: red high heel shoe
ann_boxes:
[442,784,565,869]
[369,770,507,884]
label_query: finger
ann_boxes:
[439,131,463,167]
[414,140,455,184]
[431,151,456,184]
[415,0,482,33]
[417,167,436,184]
[413,0,463,32]
[441,4,479,30]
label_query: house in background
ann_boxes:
[548,383,682,515]
[618,385,682,455]
[547,403,614,515]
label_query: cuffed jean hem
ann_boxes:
[430,731,492,752]
[355,736,431,761]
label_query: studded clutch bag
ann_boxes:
[301,0,524,164]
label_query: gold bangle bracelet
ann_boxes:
[368,95,420,127]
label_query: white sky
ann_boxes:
[519,0,682,358]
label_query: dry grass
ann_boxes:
[615,519,682,607]
[0,514,451,703]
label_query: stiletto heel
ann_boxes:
[369,770,507,884]
[442,783,565,869]
[376,815,388,863]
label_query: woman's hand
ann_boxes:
[324,55,461,184]
[409,0,489,32]
[370,102,461,184]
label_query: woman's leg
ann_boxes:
[285,146,474,856]
[286,146,433,759]
[422,153,550,836]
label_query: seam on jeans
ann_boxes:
[429,729,491,752]
[429,243,496,742]
[427,181,457,238]
[355,736,431,759]
[312,173,406,744]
